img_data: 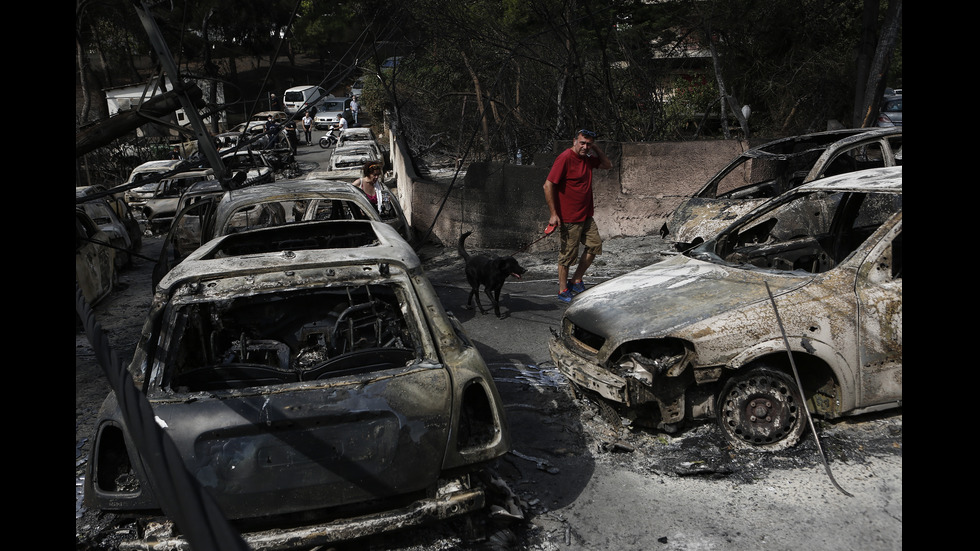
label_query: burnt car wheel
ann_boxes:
[717,367,806,451]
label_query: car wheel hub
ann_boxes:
[718,368,806,451]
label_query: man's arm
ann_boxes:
[543,179,561,227]
[589,143,612,170]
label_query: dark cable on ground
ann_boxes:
[764,281,854,498]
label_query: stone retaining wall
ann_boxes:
[387,130,762,251]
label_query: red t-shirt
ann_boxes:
[547,148,601,223]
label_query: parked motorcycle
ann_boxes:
[318,126,340,149]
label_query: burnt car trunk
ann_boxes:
[89,363,453,519]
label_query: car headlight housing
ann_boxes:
[610,338,690,385]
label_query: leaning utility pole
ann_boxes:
[131,0,231,189]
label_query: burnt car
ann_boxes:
[329,144,382,171]
[221,149,276,187]
[211,179,383,236]
[552,166,902,451]
[76,185,142,269]
[123,159,185,210]
[164,179,228,258]
[660,128,902,251]
[142,168,216,233]
[336,127,384,160]
[75,207,116,308]
[151,179,392,289]
[159,179,413,278]
[85,219,511,548]
[285,179,414,246]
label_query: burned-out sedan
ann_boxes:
[155,179,415,288]
[123,159,185,211]
[221,149,276,187]
[85,219,510,548]
[76,185,141,269]
[552,166,902,451]
[76,207,116,308]
[142,168,216,233]
[329,144,382,171]
[660,128,902,251]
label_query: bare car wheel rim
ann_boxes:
[718,368,806,451]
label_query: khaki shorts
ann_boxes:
[558,217,603,266]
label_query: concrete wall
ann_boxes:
[387,131,760,251]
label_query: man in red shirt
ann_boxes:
[543,129,613,302]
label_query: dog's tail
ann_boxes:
[457,231,472,262]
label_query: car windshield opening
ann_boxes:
[207,220,379,257]
[163,284,424,392]
[712,190,901,274]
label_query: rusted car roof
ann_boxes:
[163,219,419,288]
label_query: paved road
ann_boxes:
[290,110,375,178]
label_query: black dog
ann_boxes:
[458,231,527,318]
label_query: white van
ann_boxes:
[283,85,328,115]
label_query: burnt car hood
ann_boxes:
[667,197,765,246]
[568,254,809,346]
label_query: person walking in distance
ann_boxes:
[284,119,299,155]
[543,129,612,303]
[350,96,359,126]
[302,111,314,145]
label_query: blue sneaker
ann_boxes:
[557,289,574,303]
[568,281,586,295]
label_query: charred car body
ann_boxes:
[85,220,510,548]
[661,128,902,251]
[329,144,382,171]
[156,179,415,288]
[123,159,185,211]
[552,166,902,451]
[76,185,142,269]
[221,149,276,187]
[141,169,216,233]
[336,128,385,162]
[76,207,117,307]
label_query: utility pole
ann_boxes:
[132,0,231,189]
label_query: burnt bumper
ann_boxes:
[116,478,486,551]
[549,336,630,404]
[549,336,691,425]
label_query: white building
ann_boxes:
[104,76,226,138]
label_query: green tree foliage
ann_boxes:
[78,0,901,162]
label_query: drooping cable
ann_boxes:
[764,281,854,498]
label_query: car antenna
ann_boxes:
[764,281,854,498]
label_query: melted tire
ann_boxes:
[717,367,807,452]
